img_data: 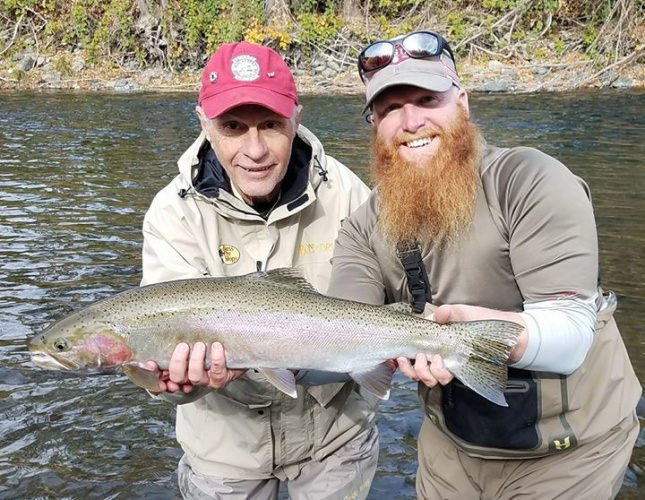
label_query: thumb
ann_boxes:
[433,304,453,324]
[208,342,227,376]
[143,360,160,372]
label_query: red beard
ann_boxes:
[371,106,483,248]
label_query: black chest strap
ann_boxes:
[396,242,432,313]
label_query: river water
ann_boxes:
[0,89,643,499]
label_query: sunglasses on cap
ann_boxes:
[357,31,455,80]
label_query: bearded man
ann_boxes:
[327,30,641,499]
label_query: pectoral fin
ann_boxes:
[122,363,160,392]
[258,368,297,398]
[349,362,394,400]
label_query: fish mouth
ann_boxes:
[30,352,80,371]
[30,352,117,375]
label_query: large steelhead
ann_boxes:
[29,268,523,406]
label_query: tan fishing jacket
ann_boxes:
[141,125,376,479]
[329,145,641,459]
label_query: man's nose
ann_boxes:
[401,104,425,132]
[243,128,268,159]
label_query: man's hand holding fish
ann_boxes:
[397,304,529,387]
[144,341,245,394]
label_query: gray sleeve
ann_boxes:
[327,195,387,305]
[497,148,598,302]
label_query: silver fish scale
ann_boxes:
[65,275,422,355]
[98,275,469,347]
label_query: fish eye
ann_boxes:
[53,338,70,352]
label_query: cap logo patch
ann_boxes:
[230,55,260,81]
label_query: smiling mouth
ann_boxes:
[404,137,435,148]
[240,165,272,172]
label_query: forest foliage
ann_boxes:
[0,0,643,75]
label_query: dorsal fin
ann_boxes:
[247,267,319,294]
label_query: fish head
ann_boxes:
[29,311,133,373]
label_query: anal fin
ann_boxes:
[349,362,394,400]
[451,358,509,407]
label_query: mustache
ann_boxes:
[394,127,443,146]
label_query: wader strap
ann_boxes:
[396,242,432,314]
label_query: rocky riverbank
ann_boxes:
[1,49,643,95]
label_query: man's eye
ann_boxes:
[419,95,438,106]
[377,103,400,116]
[264,120,287,131]
[223,122,240,131]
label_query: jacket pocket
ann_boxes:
[311,383,378,459]
[441,368,541,449]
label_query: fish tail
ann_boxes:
[449,320,524,406]
[461,319,523,364]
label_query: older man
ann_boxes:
[141,42,378,499]
[328,30,641,499]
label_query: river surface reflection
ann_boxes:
[0,89,643,499]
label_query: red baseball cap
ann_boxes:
[198,42,298,119]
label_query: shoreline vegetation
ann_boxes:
[1,0,643,95]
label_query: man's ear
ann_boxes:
[456,88,470,117]
[195,105,208,130]
[294,104,303,127]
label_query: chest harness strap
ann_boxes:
[396,241,432,314]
